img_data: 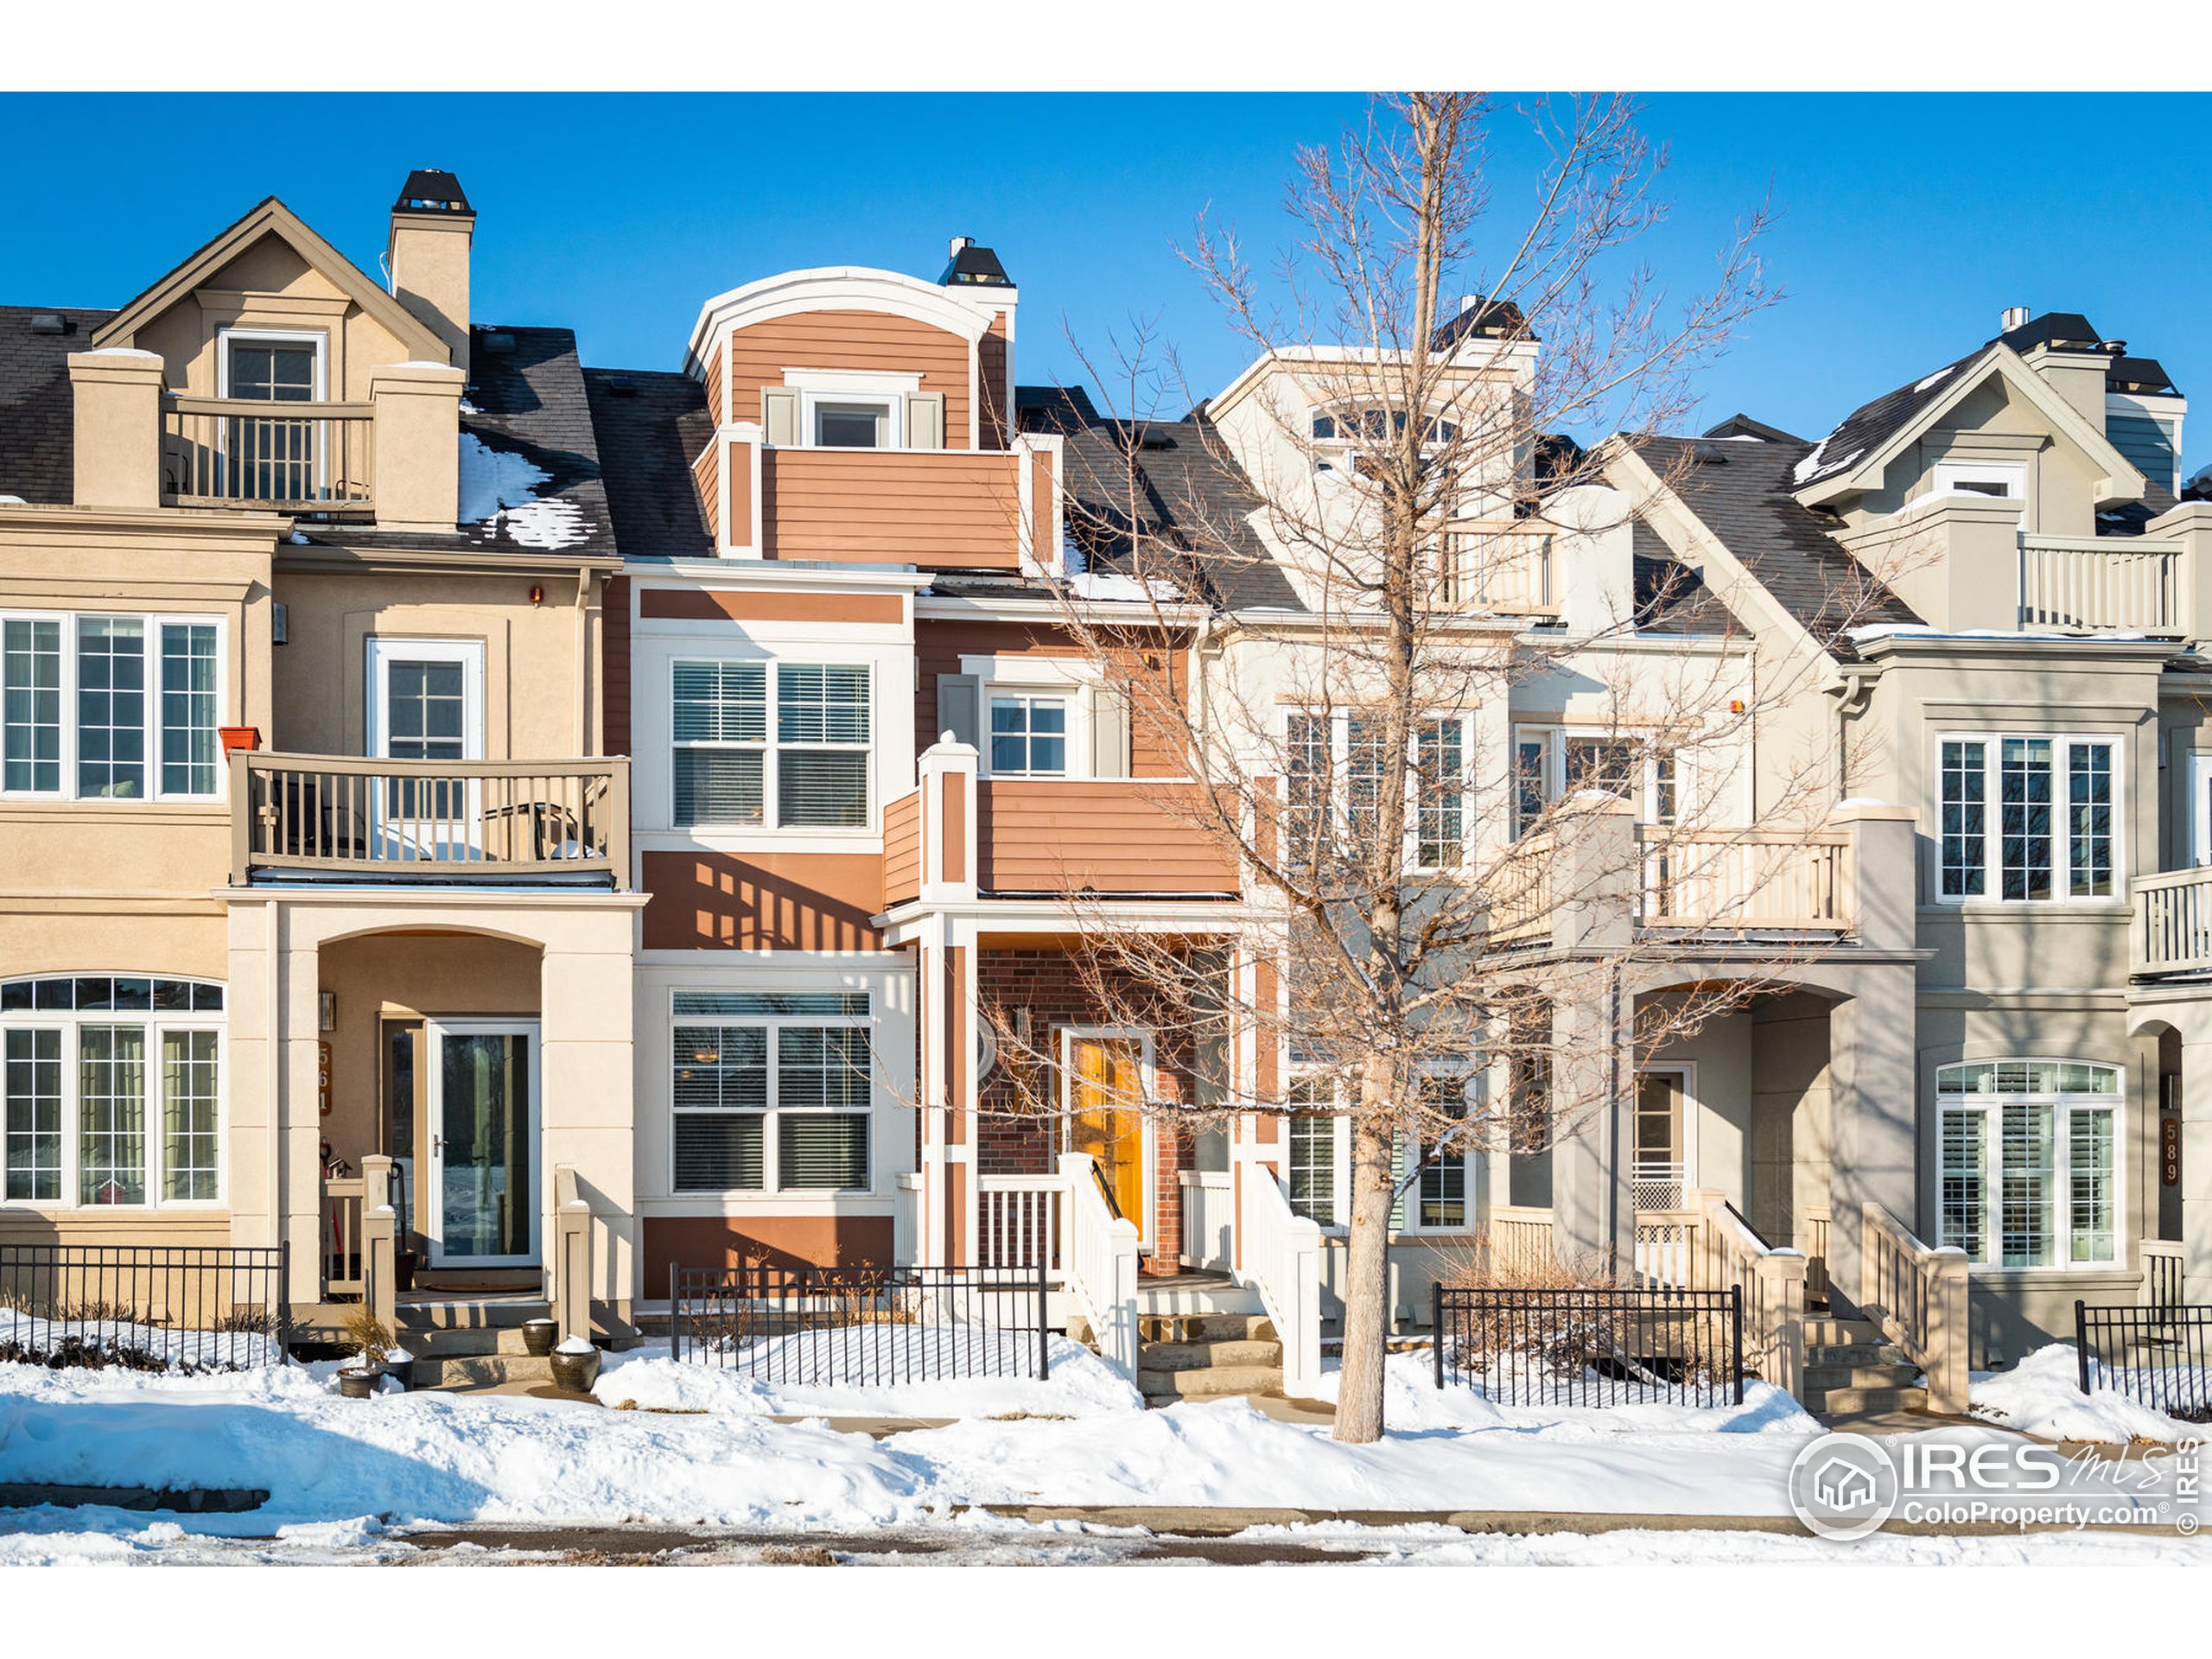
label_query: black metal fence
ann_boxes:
[1433,1283,1745,1408]
[671,1261,1050,1384]
[0,1244,289,1372]
[2075,1300,2212,1423]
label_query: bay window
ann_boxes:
[671,659,872,830]
[1937,734,2116,901]
[1,976,226,1209]
[0,613,223,802]
[671,991,872,1193]
[1938,1059,2118,1268]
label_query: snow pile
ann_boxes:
[1971,1344,2205,1445]
[592,1333,1137,1419]
[0,1313,280,1374]
[1065,571,1179,604]
[456,433,587,550]
[1316,1348,1811,1435]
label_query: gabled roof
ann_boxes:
[90,197,447,364]
[1701,412,1804,444]
[1791,338,2145,507]
[0,305,113,505]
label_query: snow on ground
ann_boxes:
[0,1313,280,1372]
[1972,1344,2206,1445]
[592,1333,1137,1418]
[1316,1346,1812,1435]
[455,432,587,550]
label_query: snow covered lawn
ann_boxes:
[1972,1344,2208,1445]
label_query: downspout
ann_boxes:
[1606,957,1623,1268]
[574,569,593,757]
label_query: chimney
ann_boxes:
[387,169,475,374]
[2001,305,2031,334]
[950,235,972,260]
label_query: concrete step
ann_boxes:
[1132,1281,1265,1318]
[1139,1338,1284,1372]
[1802,1317,1878,1347]
[403,1324,551,1359]
[1814,1383,1930,1415]
[1806,1341,1910,1368]
[395,1299,552,1332]
[405,1353,557,1389]
[1806,1363,1923,1391]
[1140,1313,1277,1345]
[1138,1363,1283,1401]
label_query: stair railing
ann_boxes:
[1682,1189,1807,1401]
[1237,1158,1324,1400]
[1860,1201,1969,1414]
[1059,1152,1140,1379]
[361,1154,397,1334]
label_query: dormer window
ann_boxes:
[1933,461,2025,501]
[1311,405,1458,472]
[814,398,894,449]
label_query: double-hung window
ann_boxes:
[1,976,226,1208]
[1512,726,1671,839]
[1938,1060,2118,1268]
[671,991,872,1193]
[1285,709,1471,871]
[2,613,221,801]
[1936,734,2116,901]
[671,660,872,830]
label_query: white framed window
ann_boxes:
[216,327,329,504]
[988,693,1069,776]
[670,991,872,1194]
[671,659,873,830]
[810,395,898,449]
[1,976,226,1209]
[367,638,484,763]
[1,613,226,802]
[1282,1069,1476,1231]
[1512,725,1678,838]
[1938,1059,2119,1269]
[1932,460,2025,501]
[1308,404,1458,474]
[1285,709,1471,872]
[1936,734,2117,903]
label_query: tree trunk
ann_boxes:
[1333,1110,1398,1443]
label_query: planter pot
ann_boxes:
[337,1366,383,1401]
[520,1319,558,1357]
[219,725,261,754]
[394,1251,419,1294]
[549,1346,601,1393]
[383,1357,414,1391]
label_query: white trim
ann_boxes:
[423,1017,542,1268]
[0,610,229,804]
[2190,750,2212,871]
[1930,730,2125,906]
[1936,1058,2124,1273]
[686,268,993,375]
[1631,1061,1698,1204]
[781,367,925,393]
[801,388,903,450]
[1059,1025,1158,1251]
[214,326,327,400]
[1931,459,2027,501]
[665,654,876,835]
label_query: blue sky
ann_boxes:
[3,92,2206,464]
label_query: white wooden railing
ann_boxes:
[1178,1170,1235,1271]
[979,1173,1066,1274]
[1486,1205,1556,1274]
[1638,829,1853,931]
[2140,1237,2185,1309]
[1688,1192,1808,1400]
[1633,1207,1700,1288]
[322,1174,366,1298]
[1862,1201,1970,1415]
[2134,868,2212,976]
[1060,1153,1140,1379]
[2018,536,2182,632]
[1238,1160,1324,1399]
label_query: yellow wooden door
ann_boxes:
[1070,1038,1147,1245]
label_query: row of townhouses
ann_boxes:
[3,171,2207,1401]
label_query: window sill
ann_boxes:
[1921,901,2132,917]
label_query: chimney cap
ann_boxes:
[394,168,473,216]
[939,238,1013,288]
[2001,304,2031,332]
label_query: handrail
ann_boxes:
[168,394,378,418]
[2133,867,2212,976]
[1637,826,1853,931]
[322,1175,365,1298]
[1059,1152,1139,1378]
[2140,1238,2184,1311]
[1237,1160,1324,1399]
[1683,1189,1807,1400]
[1860,1201,1970,1415]
[978,1172,1067,1274]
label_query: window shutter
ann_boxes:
[762,387,800,447]
[937,673,981,748]
[1089,683,1131,778]
[904,391,945,450]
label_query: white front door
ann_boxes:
[2192,753,2212,869]
[423,1019,540,1268]
[365,639,484,861]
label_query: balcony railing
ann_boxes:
[760,446,1032,569]
[1638,827,1853,931]
[2018,536,2182,632]
[232,752,629,887]
[162,396,375,514]
[2133,867,2212,976]
[1445,524,1557,616]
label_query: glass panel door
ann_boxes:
[425,1020,537,1267]
[224,339,319,503]
[367,639,483,861]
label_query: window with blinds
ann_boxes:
[671,660,870,829]
[1937,1058,2117,1267]
[670,991,871,1193]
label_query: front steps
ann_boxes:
[1070,1273,1287,1406]
[1803,1315,1930,1416]
[395,1295,569,1394]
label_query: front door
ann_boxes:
[1067,1035,1148,1249]
[423,1019,539,1268]
[366,638,485,861]
[1631,1070,1688,1211]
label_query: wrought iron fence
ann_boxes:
[1433,1283,1745,1408]
[2075,1300,2212,1423]
[0,1244,289,1372]
[670,1261,1050,1384]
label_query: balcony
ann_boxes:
[2018,537,2182,632]
[231,752,630,887]
[881,759,1240,908]
[162,396,377,515]
[2133,868,2212,977]
[1445,524,1557,616]
[760,446,1033,567]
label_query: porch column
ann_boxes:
[1548,977,1634,1270]
[916,922,978,1268]
[1824,966,1919,1306]
[226,896,325,1309]
[538,915,639,1332]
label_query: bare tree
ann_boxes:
[980,93,1914,1442]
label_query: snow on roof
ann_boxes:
[458,431,588,551]
[1914,366,1955,393]
[1065,570,1179,603]
[1790,429,1862,487]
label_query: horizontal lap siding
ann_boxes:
[602,575,632,756]
[914,620,1190,773]
[640,850,886,950]
[882,789,924,902]
[763,449,1021,568]
[691,439,721,544]
[724,310,972,446]
[645,1216,894,1282]
[979,782,1237,893]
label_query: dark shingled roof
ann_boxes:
[1019,385,1303,613]
[0,306,112,505]
[1631,517,1747,636]
[1632,435,1923,650]
[582,366,713,560]
[1790,346,1986,493]
[435,323,614,557]
[1701,412,1804,445]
